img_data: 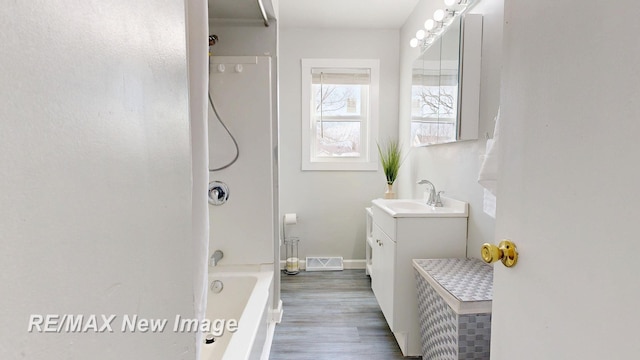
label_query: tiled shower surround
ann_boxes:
[414,258,493,360]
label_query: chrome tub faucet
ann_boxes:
[210,250,224,266]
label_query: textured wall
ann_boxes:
[0,1,196,358]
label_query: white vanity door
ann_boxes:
[371,224,396,330]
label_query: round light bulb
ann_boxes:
[444,0,456,6]
[416,29,426,40]
[409,38,419,48]
[424,19,435,30]
[433,9,445,21]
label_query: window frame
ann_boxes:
[301,58,380,171]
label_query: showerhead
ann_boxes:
[209,34,218,47]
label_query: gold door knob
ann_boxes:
[481,240,518,267]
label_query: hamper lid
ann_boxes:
[413,258,493,314]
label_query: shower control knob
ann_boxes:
[217,64,225,73]
[235,64,243,73]
[208,181,229,206]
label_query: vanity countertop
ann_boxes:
[372,197,468,218]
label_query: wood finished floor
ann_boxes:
[270,270,418,360]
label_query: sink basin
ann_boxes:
[372,198,468,218]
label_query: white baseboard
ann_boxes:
[343,259,366,269]
[278,259,366,270]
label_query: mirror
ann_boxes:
[411,32,444,145]
[410,15,482,146]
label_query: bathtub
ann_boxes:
[200,265,274,360]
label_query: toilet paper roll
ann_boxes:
[284,213,297,225]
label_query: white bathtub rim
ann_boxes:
[224,270,272,360]
[203,266,273,360]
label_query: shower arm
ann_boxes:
[257,0,269,27]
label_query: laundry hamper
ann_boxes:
[413,258,493,360]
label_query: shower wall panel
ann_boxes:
[208,55,274,265]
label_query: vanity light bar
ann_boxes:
[445,0,471,6]
[409,0,475,48]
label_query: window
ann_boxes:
[301,59,379,171]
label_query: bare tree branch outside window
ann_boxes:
[312,84,361,156]
[314,85,355,114]
[417,86,455,117]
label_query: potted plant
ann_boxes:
[377,139,402,199]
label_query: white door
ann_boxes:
[491,1,640,359]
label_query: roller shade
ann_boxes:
[311,68,371,85]
[412,74,458,86]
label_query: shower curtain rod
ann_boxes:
[257,0,269,27]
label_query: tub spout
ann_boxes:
[210,250,224,267]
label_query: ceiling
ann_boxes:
[278,0,420,29]
[208,0,420,29]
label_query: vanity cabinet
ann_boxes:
[368,199,468,357]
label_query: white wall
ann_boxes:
[0,1,197,359]
[397,0,503,258]
[279,28,400,261]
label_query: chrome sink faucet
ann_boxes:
[417,180,443,207]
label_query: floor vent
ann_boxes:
[305,257,344,271]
